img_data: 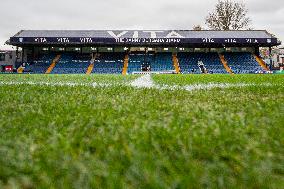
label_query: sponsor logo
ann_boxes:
[34,38,47,43]
[107,31,185,39]
[80,38,92,43]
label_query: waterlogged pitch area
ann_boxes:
[0,74,283,188]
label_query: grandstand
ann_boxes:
[24,54,55,74]
[92,53,125,74]
[6,30,281,74]
[178,52,229,74]
[224,52,266,74]
[52,54,90,74]
[128,52,174,74]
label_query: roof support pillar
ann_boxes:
[21,47,24,64]
[269,47,272,70]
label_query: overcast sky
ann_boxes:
[1,0,283,49]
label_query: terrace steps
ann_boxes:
[219,54,233,74]
[86,53,98,74]
[122,54,129,75]
[45,55,61,74]
[173,54,181,74]
[253,54,270,71]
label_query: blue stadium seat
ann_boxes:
[24,54,55,74]
[52,53,91,74]
[128,53,144,73]
[92,53,125,74]
[178,53,226,74]
[23,52,264,75]
[224,53,264,74]
[151,53,174,72]
[128,53,174,74]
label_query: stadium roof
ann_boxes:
[8,30,281,47]
[12,30,275,38]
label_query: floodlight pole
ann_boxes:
[21,47,24,64]
[16,46,19,63]
[144,48,147,64]
[32,46,35,62]
[15,46,21,68]
[269,46,272,70]
[255,47,260,56]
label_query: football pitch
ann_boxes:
[0,74,283,188]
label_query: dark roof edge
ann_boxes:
[13,30,25,37]
[16,29,270,31]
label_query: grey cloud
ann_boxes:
[247,1,284,13]
[0,0,283,49]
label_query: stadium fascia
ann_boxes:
[7,30,281,48]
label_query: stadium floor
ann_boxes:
[0,74,283,188]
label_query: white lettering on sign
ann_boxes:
[202,38,215,43]
[246,39,259,43]
[166,31,184,38]
[133,31,139,38]
[129,38,140,43]
[225,39,237,43]
[57,38,70,43]
[166,39,181,43]
[34,38,47,43]
[143,31,164,38]
[108,30,184,39]
[114,38,182,44]
[107,31,128,39]
[246,39,252,43]
[151,38,165,43]
[116,38,125,43]
[80,38,93,43]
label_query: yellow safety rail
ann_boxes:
[253,54,270,71]
[17,66,24,74]
[219,54,233,74]
[122,54,129,75]
[172,54,181,74]
[45,55,61,74]
[86,53,97,75]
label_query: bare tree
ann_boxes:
[205,0,251,30]
[193,25,203,31]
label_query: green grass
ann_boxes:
[0,74,283,189]
[153,74,284,85]
[0,74,139,84]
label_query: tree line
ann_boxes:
[194,0,251,31]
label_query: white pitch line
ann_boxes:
[181,83,271,91]
[129,74,155,88]
[129,75,277,91]
[0,81,112,88]
[152,83,276,92]
[0,76,279,92]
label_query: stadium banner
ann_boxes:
[9,30,280,46]
[5,65,13,72]
[10,37,278,46]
